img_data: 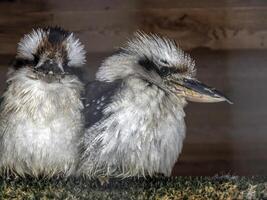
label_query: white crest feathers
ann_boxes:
[17,29,45,60]
[17,28,86,67]
[65,33,86,67]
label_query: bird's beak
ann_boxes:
[170,78,233,104]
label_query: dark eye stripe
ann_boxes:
[138,57,159,72]
[12,58,36,69]
[139,57,188,77]
[33,54,39,65]
[159,59,169,65]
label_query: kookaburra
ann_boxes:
[79,33,232,178]
[0,27,86,177]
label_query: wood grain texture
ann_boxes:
[1,0,267,55]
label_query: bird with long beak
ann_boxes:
[0,27,86,177]
[79,32,232,179]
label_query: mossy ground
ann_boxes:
[0,176,266,199]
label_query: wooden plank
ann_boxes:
[140,7,267,50]
[173,159,267,176]
[140,0,267,9]
[180,143,267,160]
[0,10,137,54]
[1,0,267,12]
[1,7,267,54]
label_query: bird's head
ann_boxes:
[12,27,86,83]
[97,32,232,104]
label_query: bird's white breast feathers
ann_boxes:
[0,68,84,176]
[81,77,186,177]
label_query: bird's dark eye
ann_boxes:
[159,59,169,65]
[159,67,170,76]
[33,54,39,65]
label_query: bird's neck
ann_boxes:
[1,69,83,119]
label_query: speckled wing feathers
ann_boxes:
[83,80,123,128]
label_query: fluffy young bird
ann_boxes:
[0,27,86,177]
[79,33,231,178]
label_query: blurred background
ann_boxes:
[0,0,266,176]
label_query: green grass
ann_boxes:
[0,176,266,199]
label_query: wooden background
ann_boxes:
[0,0,266,176]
